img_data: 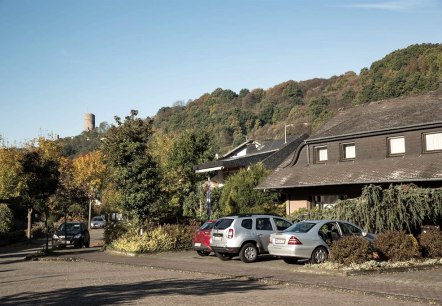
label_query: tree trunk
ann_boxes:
[27,207,33,239]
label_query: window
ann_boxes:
[423,132,442,152]
[341,142,355,160]
[241,219,252,230]
[273,218,292,231]
[314,146,328,163]
[388,136,405,156]
[339,222,362,236]
[255,218,273,231]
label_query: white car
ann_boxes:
[90,216,106,229]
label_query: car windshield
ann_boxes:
[92,217,104,221]
[284,222,316,233]
[200,221,214,230]
[58,223,81,232]
[214,218,234,230]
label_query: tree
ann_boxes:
[104,110,160,229]
[0,147,24,204]
[0,204,13,233]
[20,139,60,252]
[219,163,283,215]
[72,151,108,228]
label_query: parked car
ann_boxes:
[268,220,376,264]
[210,214,292,263]
[53,222,90,248]
[90,216,106,229]
[192,220,216,256]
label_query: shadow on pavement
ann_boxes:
[0,277,273,305]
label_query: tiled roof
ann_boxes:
[312,85,442,139]
[194,135,306,172]
[258,153,442,189]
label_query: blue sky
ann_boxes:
[0,0,441,146]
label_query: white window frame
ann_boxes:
[341,142,356,160]
[388,136,405,156]
[314,146,328,163]
[423,132,442,152]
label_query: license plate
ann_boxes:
[194,242,201,247]
[275,238,285,244]
[213,236,222,241]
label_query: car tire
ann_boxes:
[310,246,328,264]
[239,243,258,263]
[85,239,90,248]
[214,251,233,261]
[282,257,298,264]
[196,250,210,256]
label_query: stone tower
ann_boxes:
[84,113,95,131]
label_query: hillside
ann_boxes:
[153,43,442,154]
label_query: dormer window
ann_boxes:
[314,146,328,163]
[423,132,442,152]
[388,136,405,156]
[341,142,355,160]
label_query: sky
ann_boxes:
[0,0,441,146]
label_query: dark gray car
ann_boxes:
[53,222,90,248]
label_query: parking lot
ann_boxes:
[0,229,440,305]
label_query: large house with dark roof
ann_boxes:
[195,134,308,186]
[258,85,442,215]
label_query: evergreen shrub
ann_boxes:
[419,229,442,258]
[374,230,421,261]
[330,236,373,265]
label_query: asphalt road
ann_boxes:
[0,229,439,306]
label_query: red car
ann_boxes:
[192,220,216,256]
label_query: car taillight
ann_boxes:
[288,236,302,245]
[227,228,234,239]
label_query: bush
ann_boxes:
[0,204,13,233]
[419,229,442,258]
[110,223,199,254]
[374,230,420,261]
[330,236,373,265]
[104,221,133,244]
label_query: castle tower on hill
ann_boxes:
[84,113,95,131]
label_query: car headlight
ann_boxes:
[74,233,81,238]
[53,234,59,239]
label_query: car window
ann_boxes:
[200,221,214,230]
[339,222,362,236]
[214,218,234,230]
[255,218,273,231]
[273,218,292,231]
[285,222,316,233]
[241,219,252,230]
[92,217,104,221]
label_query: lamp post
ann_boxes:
[284,124,294,144]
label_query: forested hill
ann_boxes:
[153,43,442,154]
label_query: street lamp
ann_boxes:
[284,124,294,144]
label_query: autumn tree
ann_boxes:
[72,151,108,228]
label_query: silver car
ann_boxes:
[268,220,376,264]
[90,216,106,229]
[210,214,292,263]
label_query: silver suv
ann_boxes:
[210,214,292,263]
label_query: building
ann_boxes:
[258,85,442,215]
[194,134,308,187]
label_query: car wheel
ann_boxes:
[239,243,258,263]
[214,251,233,261]
[196,250,210,256]
[283,257,298,264]
[310,246,328,264]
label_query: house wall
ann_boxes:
[307,126,442,163]
[285,126,442,213]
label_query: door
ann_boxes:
[254,217,274,252]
